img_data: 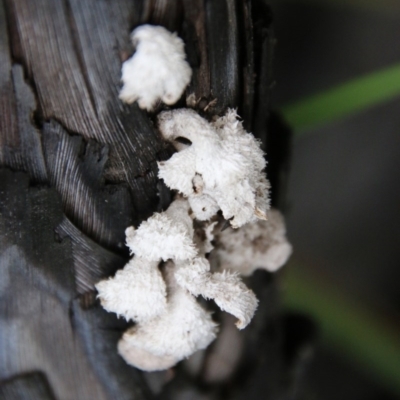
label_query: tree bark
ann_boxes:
[0,1,299,399]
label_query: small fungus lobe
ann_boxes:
[157,108,270,228]
[119,25,192,110]
[214,209,293,275]
[125,198,196,261]
[95,257,167,323]
[175,257,258,329]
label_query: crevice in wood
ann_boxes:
[11,65,49,183]
[237,0,255,132]
[251,0,275,149]
[68,298,77,333]
[182,0,211,102]
[205,0,240,115]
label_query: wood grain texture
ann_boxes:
[182,0,211,102]
[0,0,295,398]
[6,0,165,218]
[205,0,240,114]
[57,217,126,294]
[0,0,16,162]
[42,120,134,251]
[0,6,47,184]
[0,169,151,400]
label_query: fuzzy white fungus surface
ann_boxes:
[125,198,196,261]
[118,265,217,371]
[95,258,167,322]
[96,197,263,371]
[157,108,270,228]
[175,257,258,329]
[119,25,192,110]
[215,208,292,275]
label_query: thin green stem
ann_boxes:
[281,63,400,134]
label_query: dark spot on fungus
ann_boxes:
[174,136,192,146]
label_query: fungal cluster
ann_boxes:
[95,25,292,372]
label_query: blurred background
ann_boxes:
[268,0,400,398]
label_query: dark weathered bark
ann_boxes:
[0,1,303,399]
[0,372,57,400]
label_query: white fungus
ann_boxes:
[157,108,270,228]
[95,257,167,322]
[125,198,197,261]
[118,264,217,371]
[119,25,192,110]
[99,36,292,370]
[214,208,293,275]
[175,257,258,329]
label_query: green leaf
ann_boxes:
[281,63,400,134]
